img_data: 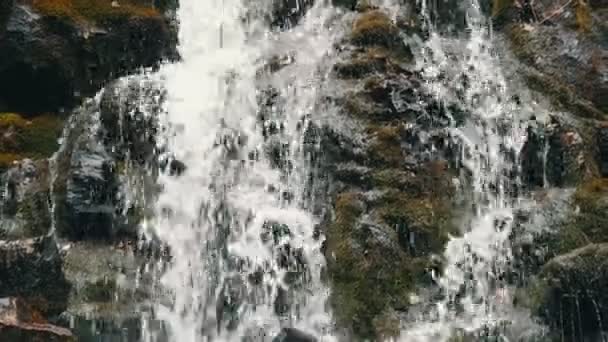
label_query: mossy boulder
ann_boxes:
[0,159,53,240]
[324,192,414,338]
[351,10,402,49]
[0,0,176,114]
[334,48,398,79]
[564,178,608,242]
[506,8,608,118]
[534,243,608,341]
[0,236,71,316]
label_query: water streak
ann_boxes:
[151,1,343,341]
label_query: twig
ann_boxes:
[539,0,573,24]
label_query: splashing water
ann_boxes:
[141,0,554,340]
[149,0,344,341]
[400,0,546,340]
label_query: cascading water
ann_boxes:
[401,0,546,340]
[149,1,343,341]
[143,0,553,340]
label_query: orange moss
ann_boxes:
[0,153,22,169]
[575,0,592,32]
[32,0,159,23]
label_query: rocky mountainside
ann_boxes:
[0,0,607,341]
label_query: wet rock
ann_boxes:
[99,76,165,166]
[545,120,586,187]
[535,243,608,341]
[260,221,292,245]
[0,297,74,341]
[0,159,52,239]
[272,327,317,342]
[60,132,120,240]
[62,241,156,321]
[0,113,64,169]
[334,48,396,79]
[507,12,608,118]
[323,192,414,338]
[216,275,247,331]
[599,123,608,177]
[520,118,546,188]
[0,236,70,315]
[271,0,315,29]
[0,1,176,113]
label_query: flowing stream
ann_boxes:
[146,0,549,341]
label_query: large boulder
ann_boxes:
[0,237,70,315]
[0,0,176,114]
[52,91,158,241]
[535,243,608,341]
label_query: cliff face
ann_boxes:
[0,0,607,340]
[0,0,177,114]
[0,0,175,338]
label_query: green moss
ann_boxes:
[549,179,608,256]
[378,190,456,256]
[335,49,390,79]
[570,178,608,240]
[367,125,404,166]
[372,161,454,197]
[325,192,413,338]
[507,25,605,119]
[0,113,63,162]
[32,0,160,23]
[351,10,400,48]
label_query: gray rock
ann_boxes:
[271,0,315,29]
[99,76,165,166]
[62,133,119,240]
[537,243,608,340]
[272,328,317,342]
[0,2,176,113]
[599,124,608,177]
[0,236,70,315]
[520,118,546,188]
[545,120,586,187]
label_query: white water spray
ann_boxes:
[150,1,343,341]
[400,0,545,340]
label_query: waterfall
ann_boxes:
[149,0,343,341]
[144,0,551,340]
[399,0,547,340]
